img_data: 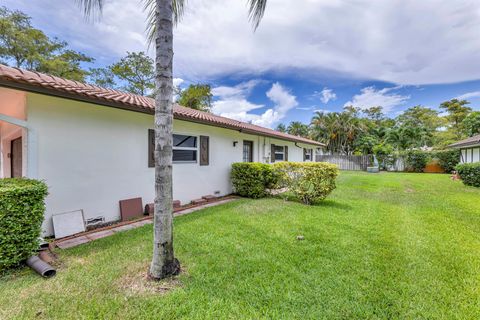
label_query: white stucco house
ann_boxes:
[0,65,323,237]
[449,134,480,164]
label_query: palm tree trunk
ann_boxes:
[149,0,180,280]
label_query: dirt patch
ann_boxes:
[405,188,415,193]
[117,263,183,296]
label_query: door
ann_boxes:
[243,140,253,162]
[11,137,22,178]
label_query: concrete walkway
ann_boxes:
[55,198,237,249]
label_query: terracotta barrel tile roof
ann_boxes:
[0,64,323,146]
[449,134,480,148]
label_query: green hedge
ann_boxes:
[0,179,48,270]
[231,163,278,198]
[456,163,480,187]
[273,162,339,205]
[433,149,460,173]
[405,150,430,172]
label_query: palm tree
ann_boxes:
[78,0,268,280]
[287,121,309,137]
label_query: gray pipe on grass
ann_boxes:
[26,256,56,278]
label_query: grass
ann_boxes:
[1,172,480,319]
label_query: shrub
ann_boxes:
[373,143,394,170]
[433,149,461,173]
[0,179,48,270]
[273,162,339,205]
[231,163,278,198]
[405,150,430,172]
[456,163,480,187]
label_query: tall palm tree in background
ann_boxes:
[287,121,309,138]
[78,0,268,279]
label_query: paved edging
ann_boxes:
[55,198,238,249]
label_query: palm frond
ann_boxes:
[75,0,103,20]
[143,0,187,45]
[247,0,268,30]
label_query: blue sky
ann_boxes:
[4,0,480,128]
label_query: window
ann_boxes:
[243,141,253,162]
[274,145,285,161]
[304,148,312,161]
[173,134,197,162]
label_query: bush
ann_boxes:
[456,163,480,187]
[0,179,48,270]
[433,149,460,173]
[373,143,394,170]
[231,163,278,198]
[405,150,430,172]
[273,162,339,205]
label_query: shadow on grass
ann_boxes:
[272,194,352,211]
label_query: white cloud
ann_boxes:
[173,78,184,87]
[344,86,410,112]
[212,81,297,128]
[314,87,337,104]
[313,108,331,114]
[457,91,480,100]
[7,0,480,85]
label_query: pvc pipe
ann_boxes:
[26,256,56,278]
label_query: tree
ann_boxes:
[88,67,116,89]
[275,123,286,133]
[287,121,309,137]
[177,84,213,112]
[79,0,268,280]
[462,111,480,137]
[363,106,384,122]
[110,52,155,96]
[310,109,365,155]
[440,99,472,138]
[0,7,93,81]
[88,51,156,95]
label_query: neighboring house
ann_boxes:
[0,65,323,237]
[449,134,480,164]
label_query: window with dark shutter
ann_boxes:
[173,134,198,162]
[200,136,209,166]
[303,148,312,161]
[273,145,285,161]
[148,129,155,167]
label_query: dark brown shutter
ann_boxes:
[271,144,275,163]
[200,136,209,166]
[285,146,288,161]
[303,148,306,161]
[148,129,155,168]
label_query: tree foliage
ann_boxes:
[440,99,472,138]
[177,84,213,112]
[0,7,93,81]
[461,111,480,137]
[88,52,155,96]
[287,121,309,137]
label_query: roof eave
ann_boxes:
[0,77,324,147]
[0,78,154,115]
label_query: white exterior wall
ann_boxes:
[26,93,317,236]
[0,88,27,178]
[460,147,480,163]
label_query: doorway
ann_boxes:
[243,140,253,162]
[10,137,22,177]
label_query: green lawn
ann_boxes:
[1,172,480,319]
